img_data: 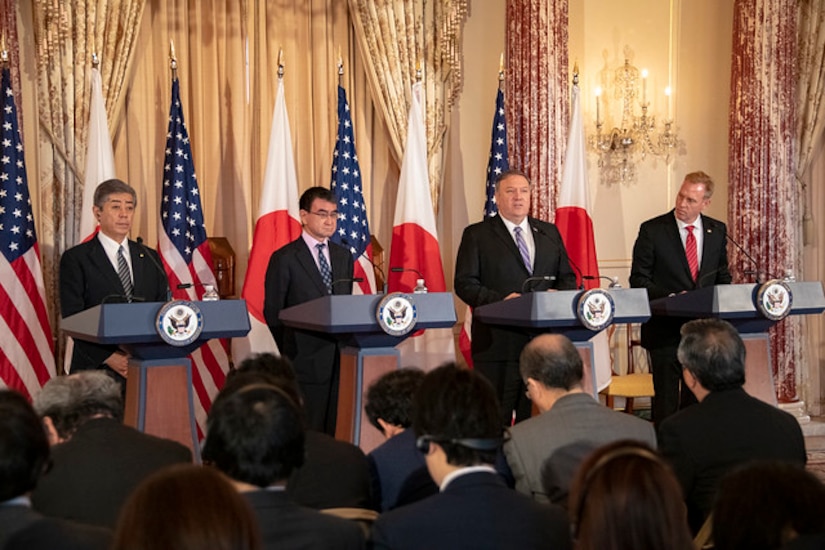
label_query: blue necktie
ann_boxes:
[514,226,532,275]
[316,243,332,294]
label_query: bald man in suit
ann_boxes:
[629,171,731,425]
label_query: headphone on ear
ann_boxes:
[415,434,505,454]
[570,445,662,541]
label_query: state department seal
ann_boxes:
[576,288,615,331]
[376,293,418,336]
[156,300,204,346]
[756,279,793,321]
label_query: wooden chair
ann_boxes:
[601,323,654,414]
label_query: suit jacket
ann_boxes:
[31,417,192,528]
[659,388,806,532]
[287,430,372,510]
[455,215,577,363]
[629,211,731,348]
[263,237,354,385]
[243,489,365,550]
[0,504,111,550]
[368,428,430,511]
[60,237,169,373]
[504,392,657,503]
[371,471,572,550]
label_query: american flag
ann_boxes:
[0,65,55,398]
[330,85,376,294]
[157,76,230,434]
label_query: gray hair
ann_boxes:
[34,371,124,439]
[93,179,137,209]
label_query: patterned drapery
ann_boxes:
[505,0,568,221]
[348,0,468,210]
[728,0,800,402]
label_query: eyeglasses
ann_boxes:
[308,210,339,220]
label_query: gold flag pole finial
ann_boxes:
[278,48,284,79]
[572,62,579,86]
[415,60,422,82]
[92,52,100,69]
[498,52,504,88]
[337,46,343,83]
[1,34,7,65]
[169,39,178,78]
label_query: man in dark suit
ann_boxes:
[264,186,354,435]
[203,380,365,550]
[30,371,192,528]
[371,364,571,550]
[455,170,577,425]
[629,171,731,425]
[659,319,806,533]
[0,390,110,550]
[60,179,169,385]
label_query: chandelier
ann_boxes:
[589,58,679,185]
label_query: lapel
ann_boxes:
[490,215,531,276]
[529,219,554,276]
[697,214,723,282]
[87,238,126,294]
[127,240,147,297]
[295,239,328,295]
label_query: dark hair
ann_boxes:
[412,363,501,466]
[33,371,123,439]
[203,384,305,487]
[569,440,693,550]
[520,334,583,390]
[224,353,304,407]
[677,318,745,391]
[93,179,137,209]
[112,464,261,550]
[299,186,337,212]
[0,390,50,501]
[494,169,532,192]
[365,368,425,432]
[713,461,825,550]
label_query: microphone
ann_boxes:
[722,229,775,283]
[331,277,364,292]
[583,275,622,288]
[390,266,424,279]
[521,275,556,293]
[341,238,387,294]
[136,237,173,301]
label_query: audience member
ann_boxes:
[371,363,571,550]
[111,463,261,550]
[202,383,365,549]
[504,334,656,505]
[30,371,192,528]
[225,353,372,509]
[712,461,825,550]
[568,440,693,550]
[364,367,436,511]
[0,389,110,550]
[659,318,806,533]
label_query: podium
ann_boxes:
[279,293,456,451]
[649,282,825,405]
[61,300,251,457]
[474,288,651,396]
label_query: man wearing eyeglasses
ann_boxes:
[264,186,354,436]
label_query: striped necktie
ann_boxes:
[514,226,532,275]
[316,243,333,294]
[685,225,698,281]
[117,245,134,302]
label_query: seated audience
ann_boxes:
[0,389,110,550]
[112,464,261,550]
[364,367,437,511]
[658,318,806,533]
[712,460,825,550]
[202,382,365,549]
[225,353,372,509]
[568,440,693,550]
[504,333,656,504]
[371,363,571,550]
[30,371,192,528]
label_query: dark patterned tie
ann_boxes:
[117,245,134,302]
[685,225,698,281]
[316,243,333,294]
[514,226,532,275]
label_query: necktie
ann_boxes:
[316,243,333,294]
[514,226,532,275]
[685,225,698,281]
[117,245,134,302]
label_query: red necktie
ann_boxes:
[685,225,698,281]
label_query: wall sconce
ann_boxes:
[589,58,679,185]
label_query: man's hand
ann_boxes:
[104,352,130,378]
[504,292,521,300]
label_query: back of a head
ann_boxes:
[677,318,745,391]
[519,333,583,390]
[412,363,501,466]
[0,390,50,501]
[365,367,425,431]
[569,440,693,550]
[203,384,305,488]
[33,371,124,439]
[225,353,303,407]
[713,461,825,550]
[112,464,260,550]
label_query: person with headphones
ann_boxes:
[371,364,571,550]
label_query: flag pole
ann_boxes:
[278,48,284,80]
[170,39,178,80]
[1,34,7,65]
[498,52,504,90]
[337,47,343,86]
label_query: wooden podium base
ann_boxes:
[741,332,777,406]
[335,347,400,453]
[124,358,200,460]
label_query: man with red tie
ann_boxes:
[630,171,731,426]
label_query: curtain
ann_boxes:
[728,0,800,402]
